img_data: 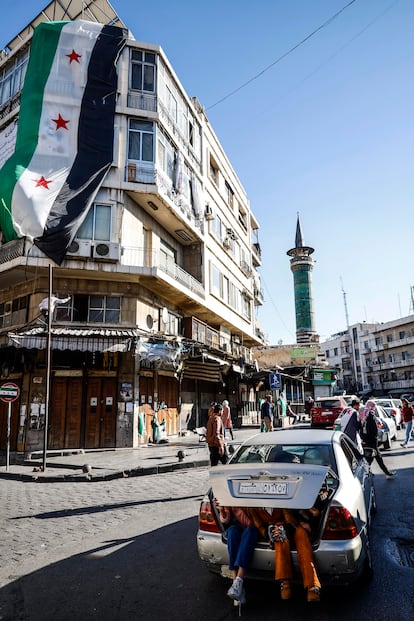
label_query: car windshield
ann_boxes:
[315,399,342,408]
[232,443,333,467]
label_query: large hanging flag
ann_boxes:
[0,20,127,264]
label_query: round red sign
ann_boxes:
[0,382,20,403]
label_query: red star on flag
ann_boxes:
[66,49,82,64]
[52,114,70,130]
[34,176,53,189]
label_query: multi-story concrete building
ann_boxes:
[0,0,263,454]
[320,316,414,398]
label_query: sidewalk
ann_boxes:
[0,427,260,483]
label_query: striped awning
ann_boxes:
[182,359,222,383]
[7,326,137,353]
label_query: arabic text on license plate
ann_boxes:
[239,482,287,495]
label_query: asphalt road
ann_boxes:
[0,443,413,620]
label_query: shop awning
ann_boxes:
[182,359,222,383]
[7,326,137,353]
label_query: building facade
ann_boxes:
[320,316,414,398]
[0,0,264,453]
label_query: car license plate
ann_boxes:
[239,481,287,495]
[322,411,331,415]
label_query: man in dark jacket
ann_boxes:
[260,395,274,432]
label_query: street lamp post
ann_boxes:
[42,264,53,471]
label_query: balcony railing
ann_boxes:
[121,246,205,297]
[0,238,25,264]
[127,91,157,112]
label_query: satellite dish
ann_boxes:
[146,314,154,330]
[161,307,169,325]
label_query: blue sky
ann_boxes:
[2,1,414,344]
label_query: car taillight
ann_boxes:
[198,500,221,533]
[322,506,358,540]
[390,409,397,416]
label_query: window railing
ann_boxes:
[127,91,157,112]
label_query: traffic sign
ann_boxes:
[269,372,282,390]
[0,382,20,403]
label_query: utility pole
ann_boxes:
[340,277,358,392]
[42,264,53,471]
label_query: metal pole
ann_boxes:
[42,264,53,471]
[6,401,11,472]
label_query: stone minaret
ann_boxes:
[287,215,319,344]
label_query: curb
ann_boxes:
[0,457,211,483]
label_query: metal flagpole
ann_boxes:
[42,264,53,471]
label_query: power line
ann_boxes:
[206,0,360,110]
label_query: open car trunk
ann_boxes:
[209,463,339,547]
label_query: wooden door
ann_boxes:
[65,379,83,448]
[49,377,83,449]
[85,377,117,448]
[49,378,67,449]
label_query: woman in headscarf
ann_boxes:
[359,400,395,478]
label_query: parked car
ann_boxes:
[374,398,402,429]
[197,428,376,588]
[310,396,348,428]
[375,405,397,448]
[333,403,397,449]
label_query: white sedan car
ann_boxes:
[333,404,397,449]
[197,429,376,588]
[374,398,402,429]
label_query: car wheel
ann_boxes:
[383,434,391,450]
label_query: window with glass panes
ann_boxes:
[130,50,156,91]
[89,296,120,323]
[77,204,111,241]
[55,295,120,323]
[128,119,154,162]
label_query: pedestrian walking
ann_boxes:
[277,392,287,427]
[221,400,234,440]
[286,401,298,425]
[340,398,361,446]
[260,394,274,432]
[400,398,413,448]
[304,395,314,418]
[206,403,228,466]
[359,400,395,478]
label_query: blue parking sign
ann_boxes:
[269,373,282,390]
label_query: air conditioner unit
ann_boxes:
[66,239,92,258]
[92,242,120,261]
[205,204,214,220]
[223,237,231,249]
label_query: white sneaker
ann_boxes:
[233,588,246,606]
[227,577,243,601]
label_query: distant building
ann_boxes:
[320,316,414,398]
